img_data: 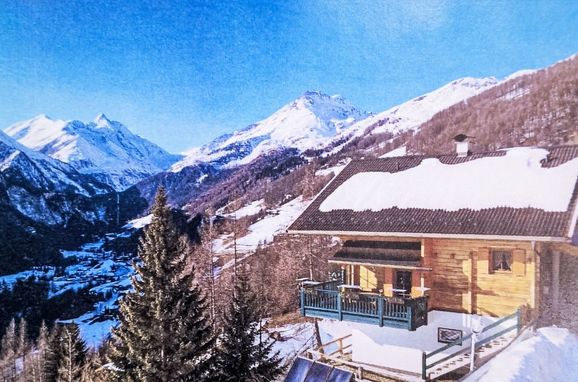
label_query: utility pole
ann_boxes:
[116,192,120,226]
[308,237,314,280]
[208,211,216,325]
[233,212,238,288]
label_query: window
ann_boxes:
[490,250,512,273]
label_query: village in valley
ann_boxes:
[1,2,577,382]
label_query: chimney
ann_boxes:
[453,134,471,157]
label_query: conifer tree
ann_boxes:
[43,325,63,382]
[214,269,284,382]
[81,347,109,382]
[56,323,87,382]
[17,318,30,380]
[0,318,17,381]
[108,187,215,382]
[29,321,49,382]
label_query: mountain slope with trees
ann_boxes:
[406,55,578,154]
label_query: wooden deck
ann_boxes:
[300,280,428,331]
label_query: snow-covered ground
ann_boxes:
[466,327,578,382]
[267,323,316,364]
[219,199,265,219]
[0,234,136,348]
[0,268,55,289]
[270,318,578,382]
[315,159,351,177]
[57,238,136,347]
[216,196,309,260]
[380,145,407,158]
[123,214,153,229]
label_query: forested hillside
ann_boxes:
[407,56,578,154]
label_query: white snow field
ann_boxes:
[465,327,578,382]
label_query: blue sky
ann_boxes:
[1,0,577,153]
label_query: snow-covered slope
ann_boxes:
[466,327,578,382]
[5,114,181,190]
[171,91,370,172]
[329,77,499,150]
[0,130,110,196]
[0,130,114,223]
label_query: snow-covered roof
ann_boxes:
[289,146,578,240]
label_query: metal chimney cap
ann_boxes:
[453,133,471,142]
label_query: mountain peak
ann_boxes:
[297,90,346,105]
[32,114,54,122]
[171,91,370,172]
[4,114,180,190]
[94,113,113,128]
[301,90,330,99]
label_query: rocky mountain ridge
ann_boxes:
[4,114,181,190]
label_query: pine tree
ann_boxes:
[44,325,63,382]
[81,347,109,382]
[108,187,215,382]
[56,323,87,382]
[215,269,284,382]
[29,321,49,382]
[16,318,30,381]
[0,318,17,382]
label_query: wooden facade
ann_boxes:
[291,146,578,326]
[333,236,539,317]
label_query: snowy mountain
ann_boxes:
[171,91,370,172]
[328,76,499,151]
[4,114,181,190]
[0,130,111,200]
[172,78,498,174]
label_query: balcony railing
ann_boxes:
[300,282,428,331]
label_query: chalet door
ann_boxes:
[394,270,412,297]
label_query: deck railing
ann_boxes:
[300,283,428,331]
[421,308,521,380]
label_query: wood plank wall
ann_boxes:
[429,239,536,316]
[339,236,539,317]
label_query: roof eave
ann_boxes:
[286,229,571,243]
[567,197,578,243]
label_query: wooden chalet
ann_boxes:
[288,145,578,332]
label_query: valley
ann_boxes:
[0,52,577,381]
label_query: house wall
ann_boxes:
[359,265,383,292]
[429,239,536,317]
[356,267,430,298]
[339,236,539,317]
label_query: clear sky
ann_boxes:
[1,0,577,153]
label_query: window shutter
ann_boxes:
[478,247,489,275]
[512,249,526,276]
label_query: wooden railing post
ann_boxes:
[516,307,522,334]
[378,297,384,327]
[337,293,343,321]
[422,351,427,380]
[300,289,305,316]
[422,296,429,325]
[338,338,343,355]
[408,302,414,331]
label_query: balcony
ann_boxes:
[299,280,428,331]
